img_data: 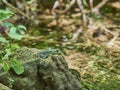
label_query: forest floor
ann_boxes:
[64,10,120,89]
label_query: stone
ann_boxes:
[0,47,81,90]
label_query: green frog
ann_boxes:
[39,48,62,59]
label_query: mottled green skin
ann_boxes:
[39,48,62,59]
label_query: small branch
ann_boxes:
[88,0,93,26]
[2,0,31,20]
[77,0,87,30]
[71,28,82,41]
[52,1,60,16]
[22,35,60,44]
[61,0,76,14]
[89,0,93,12]
[52,0,76,15]
[92,0,109,14]
[95,0,109,10]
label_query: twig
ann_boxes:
[95,0,109,10]
[71,28,82,40]
[61,0,76,14]
[92,0,109,14]
[52,0,76,15]
[77,0,87,30]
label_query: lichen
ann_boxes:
[12,47,40,63]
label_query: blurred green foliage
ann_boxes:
[0,9,26,75]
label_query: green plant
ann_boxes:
[0,9,14,20]
[3,22,27,40]
[0,9,26,74]
[10,59,24,75]
[8,77,14,88]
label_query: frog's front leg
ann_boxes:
[39,51,49,59]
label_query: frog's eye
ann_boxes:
[56,49,61,53]
[56,49,59,52]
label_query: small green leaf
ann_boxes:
[10,59,24,75]
[8,26,25,40]
[8,33,25,40]
[2,22,14,27]
[0,37,9,43]
[17,25,27,31]
[2,52,11,60]
[0,9,14,20]
[3,62,10,72]
[9,27,17,34]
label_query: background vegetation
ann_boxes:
[0,0,120,90]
